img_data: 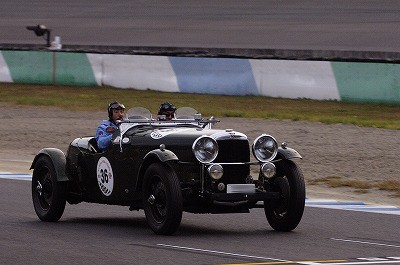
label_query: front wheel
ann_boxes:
[264,160,305,231]
[32,156,67,222]
[142,163,183,235]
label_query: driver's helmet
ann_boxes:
[157,102,176,120]
[108,101,125,120]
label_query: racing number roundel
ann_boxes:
[96,157,114,196]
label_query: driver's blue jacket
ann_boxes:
[95,120,118,151]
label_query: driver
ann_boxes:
[157,102,176,121]
[96,101,125,151]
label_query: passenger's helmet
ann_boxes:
[158,102,176,115]
[108,101,125,120]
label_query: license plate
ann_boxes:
[226,184,255,194]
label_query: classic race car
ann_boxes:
[31,107,305,235]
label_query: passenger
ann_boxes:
[157,102,176,121]
[95,101,125,151]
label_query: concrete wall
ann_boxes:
[1,50,400,104]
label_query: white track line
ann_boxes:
[330,238,400,248]
[156,243,288,262]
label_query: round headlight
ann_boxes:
[260,162,276,179]
[208,164,223,180]
[252,134,278,162]
[192,136,219,163]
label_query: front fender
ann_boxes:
[136,149,179,192]
[30,148,69,182]
[144,149,179,162]
[276,147,302,160]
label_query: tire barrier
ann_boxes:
[1,50,400,104]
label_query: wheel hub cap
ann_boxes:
[148,194,156,205]
[36,181,43,196]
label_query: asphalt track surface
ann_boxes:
[1,1,400,52]
[1,2,400,264]
[1,178,399,265]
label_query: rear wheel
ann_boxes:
[32,156,67,221]
[142,163,182,235]
[264,160,305,231]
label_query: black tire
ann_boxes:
[32,156,67,222]
[264,160,305,231]
[142,163,183,235]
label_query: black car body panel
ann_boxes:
[31,107,306,234]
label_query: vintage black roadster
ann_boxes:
[31,107,305,235]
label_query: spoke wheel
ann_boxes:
[264,160,305,231]
[32,156,67,222]
[143,163,182,235]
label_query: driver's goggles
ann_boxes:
[110,103,125,110]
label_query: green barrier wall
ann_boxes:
[2,51,53,84]
[2,50,400,104]
[332,62,400,104]
[1,51,97,86]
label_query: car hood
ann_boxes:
[147,127,247,141]
[122,125,248,148]
[116,125,251,163]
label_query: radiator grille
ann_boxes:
[215,139,250,184]
[215,139,250,163]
